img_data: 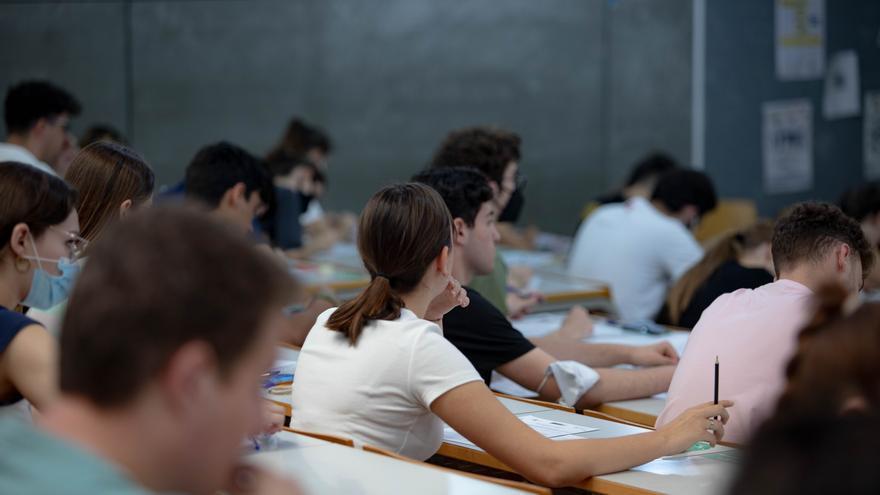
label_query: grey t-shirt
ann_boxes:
[0,416,153,495]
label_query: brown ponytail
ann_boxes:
[774,284,880,419]
[666,220,774,325]
[326,183,452,344]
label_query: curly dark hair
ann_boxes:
[429,126,521,184]
[772,202,874,279]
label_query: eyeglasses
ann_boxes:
[50,226,89,260]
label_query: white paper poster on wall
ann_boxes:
[763,99,813,194]
[823,50,861,119]
[775,0,825,81]
[865,92,880,179]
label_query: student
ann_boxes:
[656,202,873,444]
[726,287,880,495]
[259,153,308,251]
[0,206,301,494]
[26,142,155,336]
[184,141,328,346]
[263,153,346,257]
[430,126,537,317]
[184,141,273,234]
[0,162,81,417]
[569,169,717,321]
[292,181,730,486]
[593,152,680,207]
[266,118,333,225]
[840,181,880,291]
[415,167,678,407]
[660,220,774,328]
[65,142,155,243]
[0,81,81,176]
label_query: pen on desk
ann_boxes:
[251,436,261,451]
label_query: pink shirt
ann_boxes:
[655,279,814,444]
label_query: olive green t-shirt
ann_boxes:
[468,251,509,313]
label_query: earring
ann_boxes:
[14,256,30,273]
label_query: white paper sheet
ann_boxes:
[865,92,880,179]
[775,0,825,81]
[823,50,860,119]
[443,415,598,451]
[763,99,814,194]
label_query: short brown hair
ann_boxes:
[772,202,873,279]
[326,183,452,344]
[430,126,521,184]
[0,162,77,259]
[65,141,155,244]
[60,205,298,407]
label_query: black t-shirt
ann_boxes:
[678,260,774,328]
[442,288,536,384]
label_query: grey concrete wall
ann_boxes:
[1,0,693,234]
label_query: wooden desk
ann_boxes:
[249,431,535,494]
[439,397,738,495]
[262,345,300,417]
[596,396,666,428]
[526,269,611,312]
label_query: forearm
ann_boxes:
[547,431,671,484]
[575,366,674,408]
[530,336,633,367]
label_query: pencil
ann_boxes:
[714,356,719,406]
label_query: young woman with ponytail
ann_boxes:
[662,221,775,328]
[292,183,732,488]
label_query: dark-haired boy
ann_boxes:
[569,169,718,321]
[415,167,679,409]
[657,202,873,444]
[1,81,81,175]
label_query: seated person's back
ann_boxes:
[656,202,873,444]
[569,170,716,320]
[293,307,479,459]
[661,221,775,328]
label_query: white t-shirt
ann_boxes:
[0,143,56,176]
[291,308,482,460]
[568,197,703,320]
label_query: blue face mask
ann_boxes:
[21,235,81,310]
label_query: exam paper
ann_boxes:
[443,415,597,451]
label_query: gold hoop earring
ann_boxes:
[14,256,30,273]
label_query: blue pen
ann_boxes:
[251,436,261,451]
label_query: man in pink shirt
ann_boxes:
[656,202,873,444]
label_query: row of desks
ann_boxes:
[262,326,736,495]
[250,430,536,494]
[292,244,612,311]
[262,371,735,495]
